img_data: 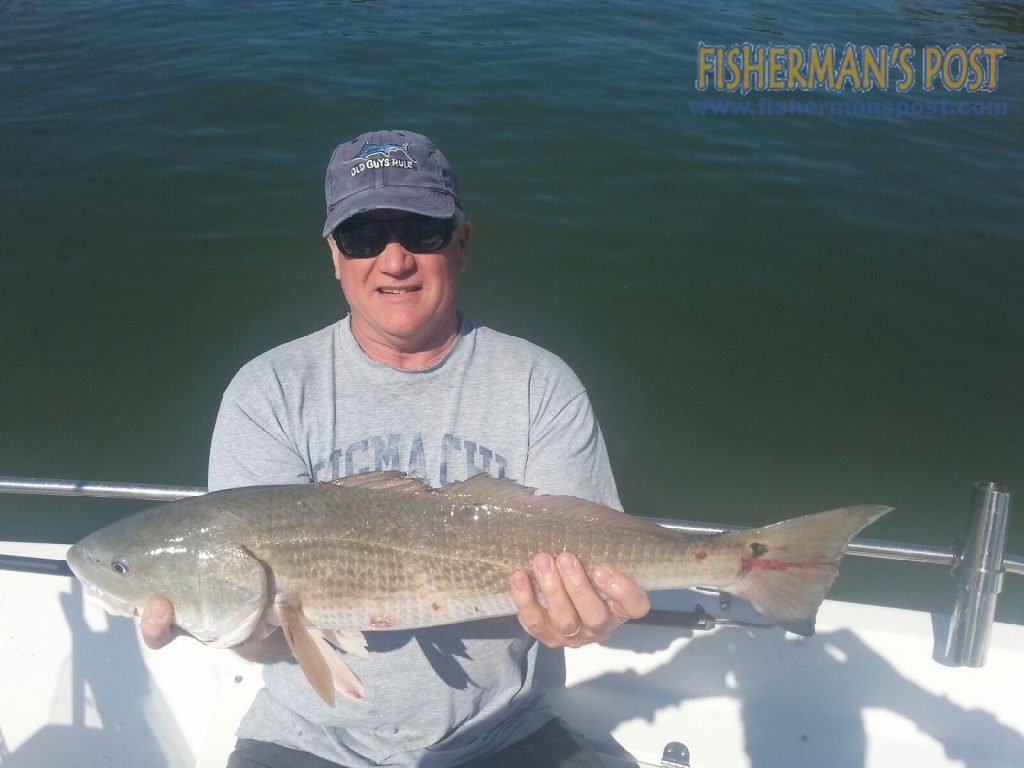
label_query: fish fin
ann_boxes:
[324,629,370,659]
[313,631,365,701]
[321,471,427,493]
[275,602,337,707]
[321,472,680,542]
[439,475,690,541]
[718,505,892,636]
[203,606,266,649]
[323,470,538,501]
[435,473,540,502]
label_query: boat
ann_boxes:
[1,477,1021,768]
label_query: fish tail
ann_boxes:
[715,505,891,636]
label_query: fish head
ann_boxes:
[66,499,268,648]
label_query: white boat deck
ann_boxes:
[2,542,1022,768]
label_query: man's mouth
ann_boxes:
[378,287,421,294]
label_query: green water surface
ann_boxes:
[1,0,1021,622]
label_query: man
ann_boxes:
[142,129,650,767]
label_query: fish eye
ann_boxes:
[110,557,130,576]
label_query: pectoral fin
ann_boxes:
[313,631,365,701]
[276,602,338,706]
[324,629,370,659]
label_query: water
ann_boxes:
[1,0,1021,623]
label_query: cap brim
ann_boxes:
[322,187,458,237]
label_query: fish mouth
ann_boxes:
[78,578,138,618]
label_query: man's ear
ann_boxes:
[327,236,343,280]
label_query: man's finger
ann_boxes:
[534,553,582,637]
[141,597,176,650]
[510,569,554,641]
[592,566,651,620]
[555,552,614,633]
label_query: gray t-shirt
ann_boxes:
[209,315,619,767]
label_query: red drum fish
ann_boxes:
[66,471,890,706]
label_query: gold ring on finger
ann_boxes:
[561,623,583,638]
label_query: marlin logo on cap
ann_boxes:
[352,142,415,163]
[347,142,416,177]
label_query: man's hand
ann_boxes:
[510,552,650,648]
[140,597,290,663]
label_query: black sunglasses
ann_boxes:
[332,214,457,259]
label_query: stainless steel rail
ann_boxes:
[1,475,1016,667]
[0,476,205,501]
[945,482,1012,666]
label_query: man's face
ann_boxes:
[328,209,471,355]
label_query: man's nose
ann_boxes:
[375,240,416,275]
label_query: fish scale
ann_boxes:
[256,490,717,627]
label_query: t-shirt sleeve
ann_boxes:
[207,368,313,492]
[520,368,622,511]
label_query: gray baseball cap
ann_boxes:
[322,129,460,237]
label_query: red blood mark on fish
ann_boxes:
[695,551,708,561]
[431,601,442,612]
[369,615,397,629]
[738,541,836,577]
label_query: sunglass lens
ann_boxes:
[400,216,453,252]
[334,221,386,259]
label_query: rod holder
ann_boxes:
[944,481,1011,667]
